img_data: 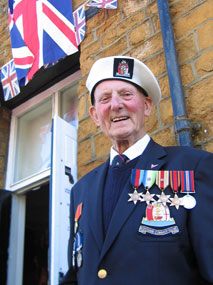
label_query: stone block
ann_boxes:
[129,20,153,47]
[169,0,197,20]
[122,0,148,17]
[94,133,111,158]
[80,53,96,76]
[197,20,213,51]
[72,0,85,11]
[102,12,145,47]
[158,75,170,98]
[78,117,99,141]
[145,52,166,78]
[96,12,122,39]
[195,49,213,78]
[130,32,163,59]
[180,63,194,86]
[99,37,128,58]
[176,34,197,63]
[159,97,174,126]
[205,140,213,153]
[78,138,92,165]
[173,1,213,39]
[77,77,87,97]
[0,156,5,171]
[145,105,159,133]
[0,172,5,189]
[78,95,86,121]
[80,32,94,49]
[86,10,105,33]
[151,126,177,146]
[186,76,213,120]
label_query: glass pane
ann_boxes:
[14,98,52,183]
[60,82,78,129]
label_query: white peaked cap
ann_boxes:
[86,55,161,105]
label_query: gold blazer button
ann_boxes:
[98,269,107,279]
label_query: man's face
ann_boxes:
[89,80,153,148]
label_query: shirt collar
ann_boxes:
[110,134,150,165]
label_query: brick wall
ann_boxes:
[77,0,213,178]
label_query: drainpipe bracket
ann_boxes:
[174,119,192,134]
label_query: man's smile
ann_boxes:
[111,116,129,122]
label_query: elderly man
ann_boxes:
[60,56,213,285]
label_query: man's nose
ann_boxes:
[111,94,123,110]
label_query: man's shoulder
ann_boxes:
[164,144,212,157]
[150,139,212,164]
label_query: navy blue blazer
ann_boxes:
[60,139,213,285]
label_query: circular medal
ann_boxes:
[77,251,83,268]
[182,194,196,209]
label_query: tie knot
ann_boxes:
[112,154,128,168]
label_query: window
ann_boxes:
[6,71,81,191]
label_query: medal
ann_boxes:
[77,251,83,268]
[156,170,170,205]
[128,169,143,204]
[141,170,156,204]
[180,171,196,209]
[75,232,83,268]
[169,171,183,209]
[169,193,183,209]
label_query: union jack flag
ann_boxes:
[73,5,86,46]
[1,59,20,101]
[8,0,78,86]
[87,0,117,9]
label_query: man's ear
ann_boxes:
[144,97,153,117]
[89,105,100,126]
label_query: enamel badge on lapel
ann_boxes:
[72,203,83,269]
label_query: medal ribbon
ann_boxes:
[131,169,144,189]
[156,170,169,190]
[142,170,156,190]
[169,171,180,193]
[180,170,195,193]
[76,232,82,251]
[75,203,83,223]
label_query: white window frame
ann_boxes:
[5,70,81,193]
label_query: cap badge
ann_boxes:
[113,58,134,79]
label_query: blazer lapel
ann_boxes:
[99,139,167,261]
[87,159,109,251]
[135,139,167,170]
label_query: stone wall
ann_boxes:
[0,107,11,188]
[77,0,213,178]
[0,0,212,183]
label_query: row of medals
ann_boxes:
[128,170,196,210]
[73,203,83,269]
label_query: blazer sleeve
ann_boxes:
[188,151,213,283]
[59,187,77,285]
